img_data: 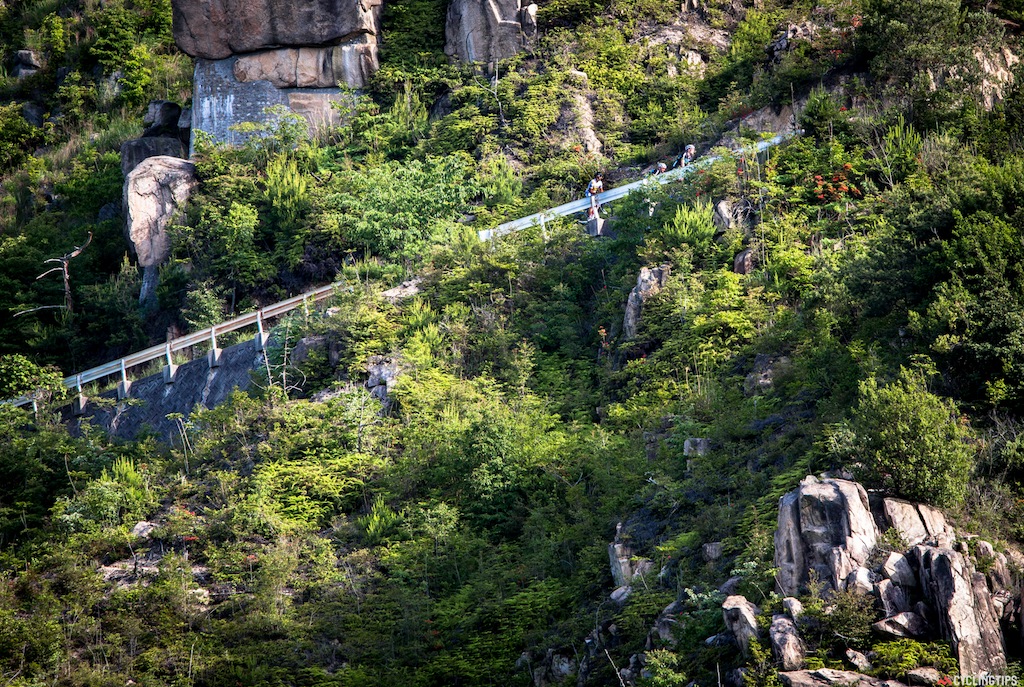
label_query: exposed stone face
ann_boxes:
[713,199,735,231]
[876,578,910,617]
[13,49,40,78]
[780,668,906,687]
[623,264,670,339]
[734,248,753,275]
[365,355,404,409]
[444,0,537,64]
[770,615,805,671]
[774,474,1009,677]
[872,610,930,638]
[683,437,710,456]
[233,41,379,89]
[744,354,791,396]
[143,100,184,137]
[191,57,358,147]
[883,498,930,545]
[172,0,383,60]
[881,551,917,588]
[173,0,383,146]
[722,595,760,656]
[774,476,877,595]
[123,156,197,303]
[782,597,804,619]
[914,546,1006,676]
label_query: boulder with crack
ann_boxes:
[123,156,197,305]
[623,265,670,339]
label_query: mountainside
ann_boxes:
[1,0,1024,685]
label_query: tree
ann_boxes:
[847,366,975,507]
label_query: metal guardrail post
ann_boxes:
[72,374,87,416]
[255,311,269,351]
[208,327,222,368]
[163,342,177,384]
[117,359,131,400]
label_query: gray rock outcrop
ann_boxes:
[774,476,878,595]
[365,355,404,409]
[734,248,753,275]
[172,0,383,60]
[445,0,538,64]
[623,264,670,339]
[913,546,1006,676]
[780,668,905,687]
[13,49,40,78]
[233,42,379,89]
[744,354,791,396]
[774,474,1010,676]
[713,199,736,232]
[683,437,709,456]
[143,100,184,137]
[770,615,805,671]
[722,595,759,656]
[871,610,929,638]
[123,156,197,304]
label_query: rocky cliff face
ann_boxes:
[171,0,382,145]
[773,475,1011,677]
[444,0,538,64]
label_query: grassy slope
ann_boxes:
[0,0,1023,685]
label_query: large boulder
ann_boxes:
[913,545,1006,676]
[190,55,359,147]
[172,0,383,60]
[173,0,383,147]
[774,476,877,595]
[445,0,538,64]
[871,611,929,639]
[722,595,760,656]
[143,100,184,137]
[123,156,197,304]
[623,264,670,339]
[13,50,40,79]
[770,615,805,671]
[780,668,905,687]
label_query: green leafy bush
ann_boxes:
[842,366,976,507]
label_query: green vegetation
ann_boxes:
[0,0,1022,684]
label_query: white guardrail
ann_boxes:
[9,132,795,408]
[477,133,794,241]
[10,283,339,408]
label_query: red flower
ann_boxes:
[839,106,847,111]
